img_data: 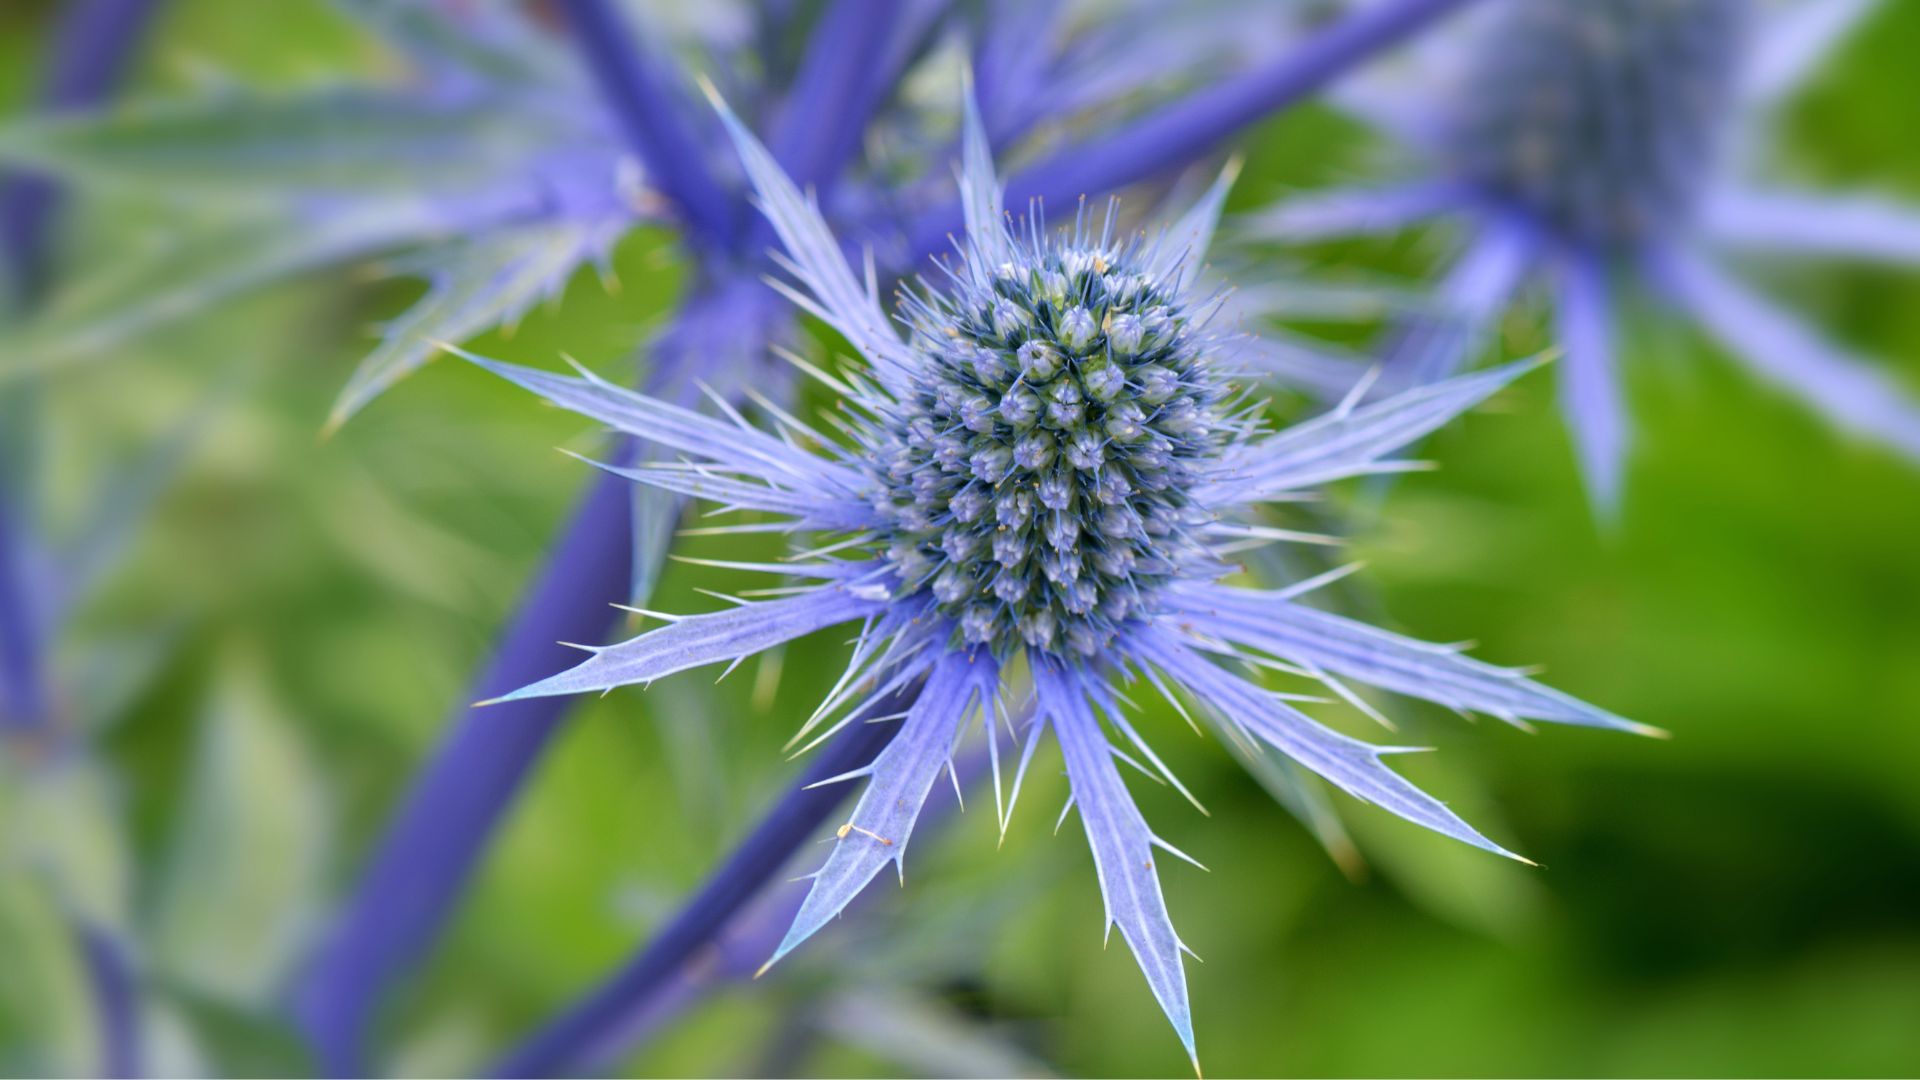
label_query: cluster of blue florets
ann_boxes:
[1448,0,1746,245]
[868,235,1227,657]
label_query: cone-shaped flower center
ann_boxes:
[873,240,1226,657]
[1448,0,1745,245]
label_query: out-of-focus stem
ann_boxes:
[294,466,636,1077]
[907,0,1480,257]
[74,918,141,1079]
[0,493,46,735]
[555,0,740,250]
[766,0,907,194]
[559,747,991,1071]
[747,0,943,258]
[487,686,919,1079]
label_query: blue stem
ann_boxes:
[541,746,990,1069]
[487,684,917,1079]
[74,918,142,1079]
[555,0,740,250]
[908,0,1480,257]
[294,464,636,1077]
[969,0,1065,147]
[766,0,908,194]
[746,0,941,258]
[0,492,46,735]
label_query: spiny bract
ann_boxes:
[878,214,1228,657]
[1447,0,1747,245]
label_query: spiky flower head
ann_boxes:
[877,203,1232,657]
[460,84,1650,1069]
[1447,0,1748,245]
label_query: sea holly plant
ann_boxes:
[1249,0,1920,514]
[291,0,1486,1071]
[455,87,1653,1070]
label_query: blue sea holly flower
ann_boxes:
[459,88,1653,1068]
[1251,0,1920,514]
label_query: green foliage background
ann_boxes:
[4,1,1919,1076]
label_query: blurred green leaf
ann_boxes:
[1,200,459,377]
[318,466,514,612]
[1216,717,1366,881]
[66,631,181,739]
[1,755,132,932]
[1347,790,1546,940]
[328,217,619,429]
[53,389,223,622]
[0,89,561,201]
[139,1000,209,1079]
[147,649,328,1004]
[818,988,1053,1079]
[0,875,98,1075]
[329,0,570,89]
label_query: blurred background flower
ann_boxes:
[1244,0,1920,514]
[2,0,1919,1077]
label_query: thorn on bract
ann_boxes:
[837,822,893,846]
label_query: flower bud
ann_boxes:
[1059,306,1097,351]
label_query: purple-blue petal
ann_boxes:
[1556,250,1630,519]
[1201,359,1542,503]
[763,649,995,970]
[1241,180,1467,244]
[1384,218,1537,388]
[487,584,888,703]
[556,0,738,248]
[1162,583,1656,735]
[1656,243,1920,460]
[1701,186,1920,266]
[1035,656,1198,1068]
[1128,627,1527,862]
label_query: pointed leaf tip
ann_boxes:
[695,73,725,112]
[317,410,347,442]
[769,656,992,967]
[1038,662,1197,1064]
